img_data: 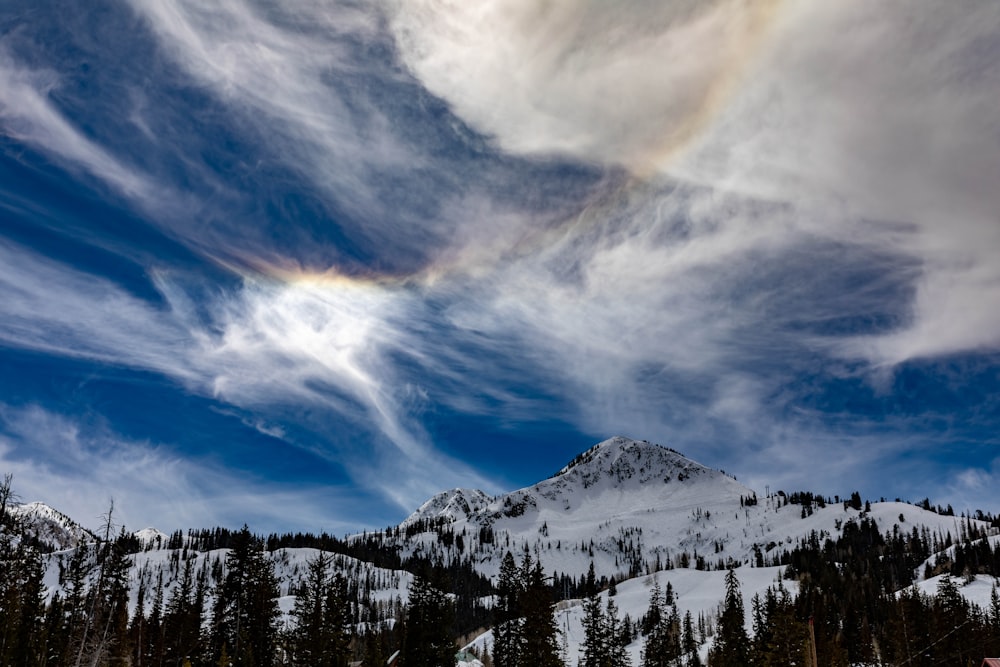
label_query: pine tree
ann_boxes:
[90,532,133,664]
[164,556,203,664]
[362,622,387,667]
[212,526,281,666]
[682,610,700,667]
[581,563,605,667]
[605,596,631,667]
[754,584,807,667]
[519,560,561,667]
[0,476,47,666]
[402,574,454,667]
[642,578,678,667]
[290,552,352,667]
[708,569,749,667]
[494,551,523,667]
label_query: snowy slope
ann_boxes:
[20,434,997,651]
[373,437,992,587]
[464,565,795,666]
[9,501,96,550]
[41,544,413,628]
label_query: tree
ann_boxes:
[519,559,561,667]
[642,577,678,667]
[493,551,523,667]
[289,552,352,667]
[682,610,701,667]
[604,596,631,667]
[211,526,281,666]
[708,569,749,667]
[164,556,204,665]
[402,574,454,667]
[0,474,47,666]
[581,563,605,667]
[753,584,807,667]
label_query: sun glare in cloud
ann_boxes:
[388,0,785,172]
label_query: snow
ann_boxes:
[464,565,794,665]
[912,573,1000,609]
[367,437,991,588]
[9,500,96,549]
[22,435,996,659]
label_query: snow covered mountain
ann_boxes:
[377,437,986,585]
[8,501,96,550]
[8,435,997,666]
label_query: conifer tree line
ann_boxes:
[639,576,702,667]
[706,529,1000,667]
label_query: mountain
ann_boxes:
[4,435,999,666]
[8,501,96,551]
[374,436,984,583]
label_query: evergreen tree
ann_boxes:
[402,574,454,667]
[362,623,387,667]
[493,551,523,667]
[682,610,701,667]
[164,556,203,665]
[753,583,807,667]
[289,552,352,667]
[519,560,561,667]
[708,569,749,667]
[605,596,631,667]
[323,572,353,666]
[211,526,281,666]
[641,577,678,667]
[930,575,972,665]
[581,563,605,667]
[0,475,47,666]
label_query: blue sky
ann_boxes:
[1,0,998,535]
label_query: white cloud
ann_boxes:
[0,240,498,516]
[0,50,158,202]
[673,0,1000,364]
[0,404,347,533]
[125,0,423,231]
[2,0,998,524]
[391,0,1000,368]
[387,0,781,168]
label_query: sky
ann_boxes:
[1,0,998,535]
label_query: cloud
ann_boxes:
[390,0,1000,369]
[0,238,499,516]
[193,275,503,508]
[0,403,361,533]
[2,0,997,526]
[387,0,782,169]
[0,49,159,202]
[673,0,1000,364]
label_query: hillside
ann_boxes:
[371,437,989,585]
[2,436,999,666]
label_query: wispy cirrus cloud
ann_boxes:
[0,49,159,203]
[0,403,366,533]
[0,238,499,520]
[1,0,998,529]
[389,0,1000,369]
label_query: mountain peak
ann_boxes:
[403,488,493,525]
[553,436,713,488]
[9,501,95,550]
